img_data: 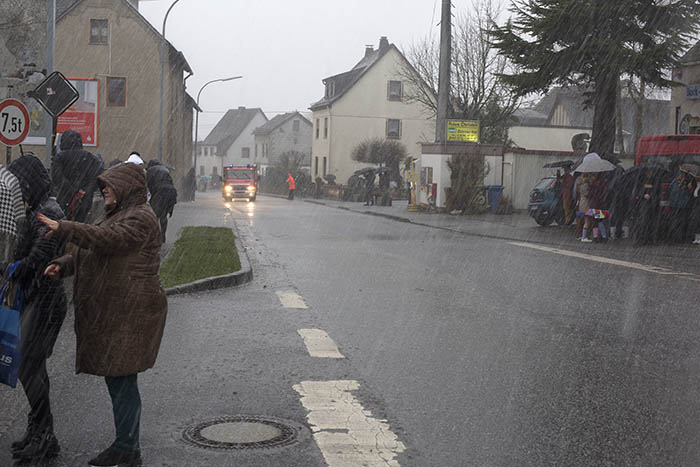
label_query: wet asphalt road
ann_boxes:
[2,192,700,466]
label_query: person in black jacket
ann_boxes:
[52,130,103,222]
[7,154,67,462]
[146,160,177,243]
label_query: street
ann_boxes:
[2,192,700,466]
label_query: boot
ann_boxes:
[12,427,60,460]
[10,413,36,452]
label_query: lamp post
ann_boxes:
[193,76,242,175]
[158,0,181,161]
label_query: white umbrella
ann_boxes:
[574,152,616,173]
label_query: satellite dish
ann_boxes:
[571,133,590,152]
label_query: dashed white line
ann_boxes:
[509,241,700,279]
[297,329,345,359]
[293,380,406,467]
[276,290,308,309]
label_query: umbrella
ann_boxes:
[375,167,392,174]
[353,167,375,176]
[574,152,616,173]
[543,160,574,169]
[680,163,700,178]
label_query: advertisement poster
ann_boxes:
[57,78,99,146]
[446,120,480,143]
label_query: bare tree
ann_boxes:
[399,0,520,144]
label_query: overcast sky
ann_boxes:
[138,0,444,139]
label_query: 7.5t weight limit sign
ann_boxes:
[0,99,30,147]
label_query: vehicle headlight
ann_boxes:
[225,185,233,192]
[246,185,256,191]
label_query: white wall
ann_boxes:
[509,125,591,152]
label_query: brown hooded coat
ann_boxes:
[52,162,167,376]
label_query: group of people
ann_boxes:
[1,130,171,466]
[555,152,700,245]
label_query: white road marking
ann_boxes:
[293,380,406,467]
[297,329,345,359]
[276,290,308,309]
[509,241,700,279]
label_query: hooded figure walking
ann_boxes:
[52,129,103,222]
[39,162,167,467]
[7,154,67,462]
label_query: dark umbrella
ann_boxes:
[375,167,392,174]
[353,167,375,176]
[543,160,574,169]
[680,163,700,178]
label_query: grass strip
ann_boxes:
[160,226,241,288]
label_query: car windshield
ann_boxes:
[4,2,700,467]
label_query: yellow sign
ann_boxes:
[446,120,479,142]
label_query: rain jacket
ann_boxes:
[146,161,178,219]
[52,130,103,222]
[51,162,167,376]
[8,154,67,359]
[287,174,296,190]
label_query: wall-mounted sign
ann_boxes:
[56,78,99,146]
[446,120,479,142]
[686,84,700,100]
[679,114,700,134]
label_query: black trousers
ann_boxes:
[288,189,295,200]
[105,374,141,451]
[18,357,52,430]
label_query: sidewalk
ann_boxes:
[300,197,700,276]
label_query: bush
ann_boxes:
[446,155,490,213]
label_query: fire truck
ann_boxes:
[222,164,258,202]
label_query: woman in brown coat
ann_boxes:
[39,162,167,467]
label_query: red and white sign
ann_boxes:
[56,78,99,146]
[0,99,30,146]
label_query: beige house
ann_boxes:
[309,36,434,185]
[24,0,197,183]
[671,42,700,135]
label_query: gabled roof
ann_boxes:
[57,0,192,74]
[516,86,669,138]
[203,107,266,153]
[252,111,310,136]
[681,41,700,64]
[309,37,400,111]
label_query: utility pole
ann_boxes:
[435,0,452,143]
[45,0,56,167]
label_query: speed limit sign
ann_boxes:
[0,99,30,147]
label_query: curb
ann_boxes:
[164,231,253,296]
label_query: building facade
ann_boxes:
[671,42,700,135]
[252,111,312,172]
[309,36,434,185]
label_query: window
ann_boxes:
[212,166,218,176]
[90,19,108,44]
[325,81,336,98]
[106,77,126,106]
[200,165,204,176]
[314,157,319,176]
[323,157,327,176]
[242,147,250,159]
[324,118,329,139]
[293,120,300,132]
[316,119,320,139]
[386,119,402,139]
[387,80,403,101]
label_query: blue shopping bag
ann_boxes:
[0,261,24,388]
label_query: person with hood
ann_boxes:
[287,173,296,200]
[39,162,167,467]
[52,129,103,222]
[146,160,177,243]
[7,154,67,462]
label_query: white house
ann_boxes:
[252,111,312,173]
[309,36,434,185]
[198,106,267,177]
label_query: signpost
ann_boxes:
[446,120,480,142]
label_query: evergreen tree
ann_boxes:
[491,0,700,156]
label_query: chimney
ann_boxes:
[379,36,389,51]
[365,45,374,57]
[238,106,246,110]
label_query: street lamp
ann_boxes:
[158,0,181,161]
[193,76,242,175]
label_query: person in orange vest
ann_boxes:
[286,173,296,200]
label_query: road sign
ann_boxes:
[30,71,79,118]
[446,120,480,142]
[0,99,30,146]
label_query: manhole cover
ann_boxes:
[183,415,300,450]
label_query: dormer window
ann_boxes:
[325,81,336,98]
